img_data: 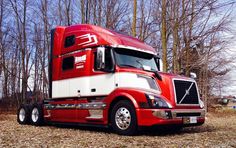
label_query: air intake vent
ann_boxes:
[176,113,201,117]
[173,80,199,105]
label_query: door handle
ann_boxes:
[91,88,96,92]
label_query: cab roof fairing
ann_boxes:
[61,24,157,54]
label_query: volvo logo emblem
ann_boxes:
[185,89,190,95]
[179,82,194,104]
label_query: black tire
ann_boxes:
[30,103,44,126]
[110,100,137,135]
[17,104,30,124]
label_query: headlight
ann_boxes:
[137,74,161,92]
[146,94,172,109]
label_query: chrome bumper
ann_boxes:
[152,109,205,119]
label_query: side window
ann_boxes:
[94,52,98,70]
[62,56,74,71]
[94,49,113,71]
[104,49,113,70]
[64,35,75,48]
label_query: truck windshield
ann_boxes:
[114,48,158,71]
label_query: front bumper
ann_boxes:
[136,108,205,126]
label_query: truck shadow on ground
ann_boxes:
[51,124,216,136]
[138,125,216,136]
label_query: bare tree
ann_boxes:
[161,0,168,72]
[132,0,137,37]
[9,0,31,103]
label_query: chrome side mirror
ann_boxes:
[190,72,197,79]
[96,47,105,70]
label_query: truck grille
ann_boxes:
[173,80,199,105]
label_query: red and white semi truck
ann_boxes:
[17,24,205,135]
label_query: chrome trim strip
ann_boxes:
[171,109,205,118]
[44,102,106,110]
[87,110,103,119]
[152,109,205,119]
[58,48,92,58]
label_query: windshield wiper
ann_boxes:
[136,60,143,69]
[136,60,162,81]
[152,70,162,81]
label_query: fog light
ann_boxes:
[152,110,172,119]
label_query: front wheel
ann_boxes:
[111,100,137,135]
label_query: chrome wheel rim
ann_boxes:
[31,108,39,122]
[19,108,25,122]
[115,107,131,130]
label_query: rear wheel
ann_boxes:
[30,103,44,126]
[17,104,30,124]
[111,100,137,135]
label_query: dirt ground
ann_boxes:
[0,112,235,148]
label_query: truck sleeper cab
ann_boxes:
[17,24,205,135]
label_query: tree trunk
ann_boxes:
[81,0,85,23]
[97,0,102,26]
[161,0,168,72]
[171,0,180,73]
[132,0,137,37]
[185,0,195,76]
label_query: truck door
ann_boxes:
[90,48,116,96]
[76,48,116,122]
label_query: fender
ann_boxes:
[109,92,139,107]
[103,88,148,124]
[105,88,149,108]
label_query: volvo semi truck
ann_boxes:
[17,24,205,135]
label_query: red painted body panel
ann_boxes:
[52,24,155,57]
[63,24,155,54]
[52,27,66,56]
[60,50,91,80]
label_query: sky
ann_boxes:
[221,5,236,96]
[222,45,236,96]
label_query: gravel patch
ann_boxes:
[0,113,235,148]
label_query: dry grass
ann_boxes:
[0,112,235,148]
